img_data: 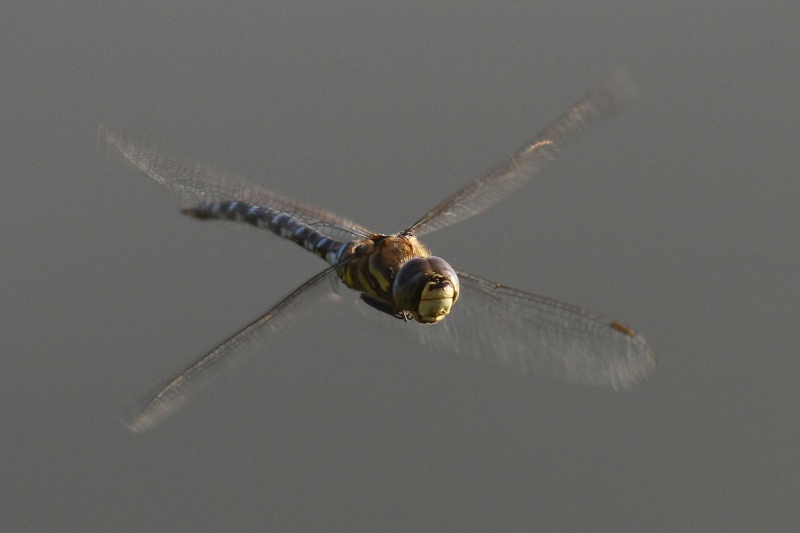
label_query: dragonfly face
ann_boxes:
[393,256,460,324]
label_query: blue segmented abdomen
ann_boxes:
[185,200,348,265]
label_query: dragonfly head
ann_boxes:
[393,257,460,324]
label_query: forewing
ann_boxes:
[406,68,637,237]
[127,265,346,432]
[100,123,373,242]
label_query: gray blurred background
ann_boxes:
[2,2,798,531]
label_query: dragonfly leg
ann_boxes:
[359,294,407,320]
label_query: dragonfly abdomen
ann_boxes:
[185,200,346,264]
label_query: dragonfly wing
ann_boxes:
[358,268,655,389]
[406,68,637,237]
[127,265,346,432]
[100,123,373,242]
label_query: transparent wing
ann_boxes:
[406,68,637,237]
[100,123,373,242]
[127,265,345,432]
[358,268,656,389]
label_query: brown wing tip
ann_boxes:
[610,321,637,337]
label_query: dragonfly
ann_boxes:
[102,69,655,432]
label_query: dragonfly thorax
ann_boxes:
[337,234,460,324]
[393,256,460,324]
